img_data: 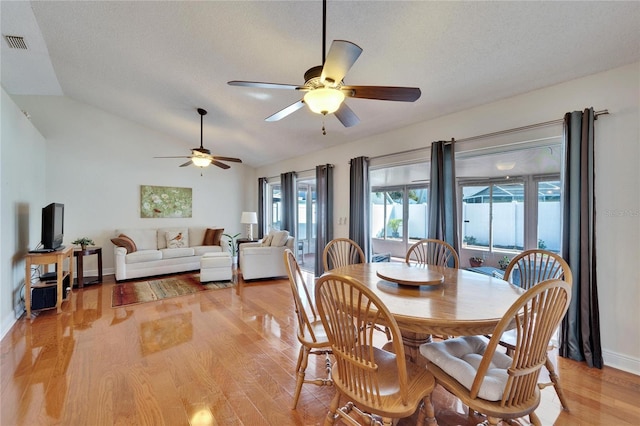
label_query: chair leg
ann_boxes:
[540,354,570,411]
[292,345,310,409]
[529,411,542,426]
[417,394,437,426]
[486,416,501,425]
[324,392,341,426]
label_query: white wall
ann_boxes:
[253,62,640,374]
[1,95,252,338]
[0,87,47,337]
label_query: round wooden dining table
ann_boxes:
[328,262,525,362]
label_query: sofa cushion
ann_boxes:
[193,245,223,256]
[111,234,137,253]
[270,230,290,247]
[165,230,189,248]
[203,228,224,246]
[160,247,195,259]
[125,249,163,264]
[117,228,157,250]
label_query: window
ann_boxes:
[536,179,561,253]
[269,183,282,231]
[461,180,525,251]
[370,184,428,258]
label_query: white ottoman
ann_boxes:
[200,252,232,283]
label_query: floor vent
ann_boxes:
[4,35,28,50]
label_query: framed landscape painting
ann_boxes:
[140,185,192,218]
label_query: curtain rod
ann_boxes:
[265,165,332,181]
[370,109,609,161]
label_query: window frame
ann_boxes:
[459,173,560,254]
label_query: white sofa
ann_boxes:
[239,231,295,280]
[113,227,224,281]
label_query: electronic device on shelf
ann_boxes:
[41,202,64,250]
[28,248,53,254]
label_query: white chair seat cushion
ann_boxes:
[420,335,512,401]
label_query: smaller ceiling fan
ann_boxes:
[154,108,242,170]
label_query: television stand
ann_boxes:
[24,246,74,317]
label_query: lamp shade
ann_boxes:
[240,211,258,224]
[304,88,345,115]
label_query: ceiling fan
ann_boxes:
[154,108,242,170]
[228,0,421,132]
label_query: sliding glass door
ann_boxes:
[297,178,316,271]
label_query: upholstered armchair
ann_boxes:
[239,231,295,280]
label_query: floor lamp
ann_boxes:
[240,211,258,240]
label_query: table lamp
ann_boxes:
[240,211,258,240]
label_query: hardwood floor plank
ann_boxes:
[1,271,639,425]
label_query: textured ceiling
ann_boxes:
[2,1,639,168]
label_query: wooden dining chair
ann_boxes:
[421,279,572,426]
[499,249,573,410]
[405,238,459,340]
[323,237,392,341]
[322,238,366,272]
[283,249,332,409]
[315,273,437,426]
[405,238,459,269]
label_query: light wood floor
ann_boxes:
[2,270,639,426]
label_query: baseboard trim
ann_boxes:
[603,349,640,376]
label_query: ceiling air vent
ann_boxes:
[4,35,28,50]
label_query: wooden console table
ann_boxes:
[74,246,103,288]
[24,246,74,317]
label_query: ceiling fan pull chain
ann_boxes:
[322,118,327,135]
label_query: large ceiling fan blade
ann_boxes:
[227,81,300,90]
[212,160,231,170]
[179,160,193,167]
[265,99,306,122]
[154,156,192,159]
[213,156,243,163]
[341,85,421,102]
[334,102,360,128]
[321,40,363,85]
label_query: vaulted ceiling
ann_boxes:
[2,1,639,168]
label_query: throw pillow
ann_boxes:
[261,233,274,247]
[270,230,290,247]
[203,228,224,246]
[111,234,137,253]
[165,231,188,249]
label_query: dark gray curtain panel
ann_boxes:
[349,156,370,261]
[560,108,602,368]
[281,171,297,236]
[428,140,460,261]
[315,164,334,276]
[257,177,267,239]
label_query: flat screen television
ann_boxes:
[41,203,64,250]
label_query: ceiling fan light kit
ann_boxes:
[191,156,213,168]
[227,0,420,133]
[304,87,345,115]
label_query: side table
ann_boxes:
[236,238,259,269]
[74,246,103,288]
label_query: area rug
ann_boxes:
[112,273,234,307]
